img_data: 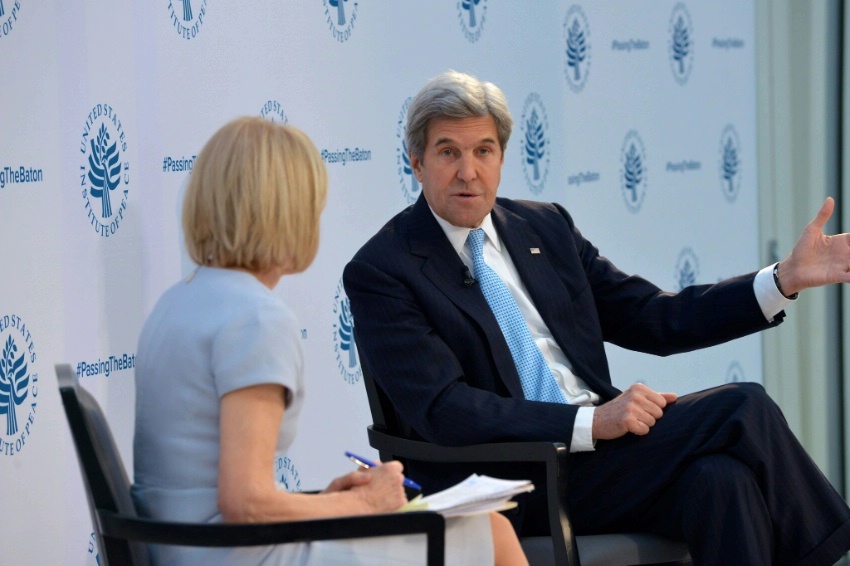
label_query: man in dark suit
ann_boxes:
[343,70,850,563]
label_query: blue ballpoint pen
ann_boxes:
[345,451,423,491]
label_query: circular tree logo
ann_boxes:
[79,104,131,238]
[167,0,207,40]
[520,93,550,196]
[563,4,591,93]
[0,314,38,457]
[668,2,694,85]
[324,0,358,43]
[725,361,745,384]
[619,130,647,213]
[260,100,288,124]
[718,124,741,203]
[396,97,421,205]
[0,0,22,41]
[332,279,361,385]
[274,455,302,492]
[457,0,487,43]
[675,247,700,291]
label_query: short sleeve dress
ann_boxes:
[131,267,493,565]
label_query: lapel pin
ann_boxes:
[530,248,540,254]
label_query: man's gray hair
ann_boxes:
[405,70,513,160]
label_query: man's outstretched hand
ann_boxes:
[592,383,677,441]
[776,197,850,297]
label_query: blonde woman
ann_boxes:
[131,117,527,565]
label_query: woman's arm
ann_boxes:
[217,383,408,523]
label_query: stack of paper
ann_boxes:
[400,474,534,517]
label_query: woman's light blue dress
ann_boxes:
[132,267,492,565]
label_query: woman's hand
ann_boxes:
[321,469,372,493]
[349,460,408,513]
[322,460,408,512]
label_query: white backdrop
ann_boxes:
[0,1,759,563]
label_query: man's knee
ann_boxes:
[719,381,782,413]
[722,380,765,399]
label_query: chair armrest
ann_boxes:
[367,425,577,565]
[368,425,567,464]
[98,509,445,565]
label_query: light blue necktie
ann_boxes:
[467,228,566,403]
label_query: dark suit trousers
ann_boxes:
[564,383,850,564]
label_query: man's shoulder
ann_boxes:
[350,203,416,261]
[496,197,558,214]
[494,198,575,229]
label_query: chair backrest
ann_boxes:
[56,363,149,566]
[359,353,403,426]
[360,358,389,428]
[360,348,422,467]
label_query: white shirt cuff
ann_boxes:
[570,406,596,452]
[753,264,794,323]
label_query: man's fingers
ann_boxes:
[809,197,834,233]
[638,403,660,426]
[629,384,675,410]
[645,390,670,409]
[641,400,664,420]
[628,417,652,436]
[623,400,659,428]
[628,386,677,432]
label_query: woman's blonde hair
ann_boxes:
[182,117,328,273]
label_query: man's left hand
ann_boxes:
[776,197,850,296]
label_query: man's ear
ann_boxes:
[410,153,424,183]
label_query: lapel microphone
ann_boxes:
[463,267,477,287]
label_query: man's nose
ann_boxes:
[456,155,477,182]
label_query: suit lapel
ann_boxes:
[407,197,525,398]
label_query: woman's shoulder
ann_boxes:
[191,269,299,338]
[146,268,298,337]
[189,267,291,309]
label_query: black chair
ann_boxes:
[56,363,445,566]
[361,363,692,566]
